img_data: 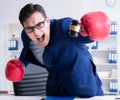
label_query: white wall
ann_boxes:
[0,0,120,91]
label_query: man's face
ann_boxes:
[23,11,50,46]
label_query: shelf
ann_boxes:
[90,49,117,52]
[109,34,117,37]
[100,77,117,80]
[7,23,23,60]
[104,91,118,95]
[95,63,117,66]
[8,50,22,53]
[89,21,119,95]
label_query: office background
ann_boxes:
[0,0,120,91]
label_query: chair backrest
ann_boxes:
[13,64,48,96]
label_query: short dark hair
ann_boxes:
[19,3,47,25]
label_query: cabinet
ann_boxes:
[7,23,23,61]
[86,21,118,95]
[7,23,23,94]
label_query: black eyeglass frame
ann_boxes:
[24,19,46,33]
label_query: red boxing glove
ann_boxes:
[80,11,111,41]
[5,59,24,82]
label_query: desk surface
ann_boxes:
[0,96,42,100]
[0,95,119,100]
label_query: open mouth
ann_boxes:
[37,34,45,42]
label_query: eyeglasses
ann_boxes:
[24,19,46,33]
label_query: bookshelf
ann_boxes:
[86,21,118,95]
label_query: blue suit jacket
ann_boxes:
[19,17,103,98]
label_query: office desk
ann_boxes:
[0,96,42,100]
[0,95,119,100]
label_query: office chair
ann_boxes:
[13,64,48,96]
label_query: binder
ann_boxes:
[43,96,74,100]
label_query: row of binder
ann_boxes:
[110,21,117,35]
[109,80,118,92]
[8,39,18,50]
[108,52,117,63]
